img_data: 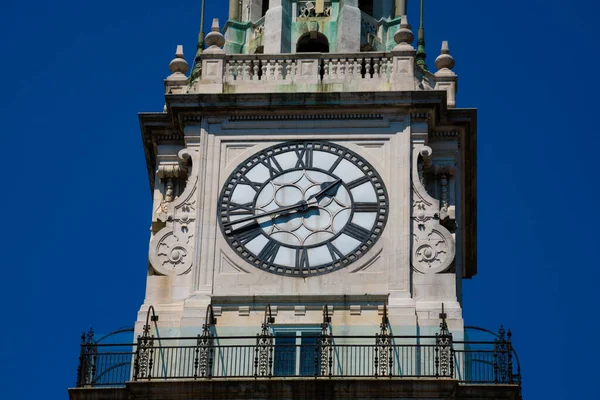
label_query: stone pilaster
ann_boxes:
[264,0,292,54]
[337,0,361,53]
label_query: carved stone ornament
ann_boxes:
[411,146,455,274]
[149,149,198,276]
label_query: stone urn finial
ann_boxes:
[393,15,415,51]
[167,45,189,81]
[435,41,456,76]
[204,18,225,54]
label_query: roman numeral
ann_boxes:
[238,175,262,192]
[326,242,345,262]
[328,156,343,173]
[295,147,314,168]
[353,202,379,212]
[224,202,254,216]
[343,223,372,242]
[346,175,370,190]
[259,156,283,178]
[233,222,262,245]
[258,241,280,264]
[296,248,310,270]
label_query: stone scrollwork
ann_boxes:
[412,146,455,274]
[149,149,198,276]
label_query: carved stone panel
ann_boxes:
[149,149,199,276]
[411,146,455,274]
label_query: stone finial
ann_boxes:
[435,41,455,74]
[393,15,415,51]
[167,45,189,81]
[204,18,225,54]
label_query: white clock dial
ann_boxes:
[219,141,388,276]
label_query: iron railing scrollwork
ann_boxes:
[316,304,333,377]
[76,328,97,387]
[133,307,157,380]
[494,325,512,384]
[374,304,393,377]
[194,304,217,378]
[254,304,275,378]
[435,304,454,378]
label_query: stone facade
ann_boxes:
[137,4,474,344]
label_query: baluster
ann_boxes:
[323,59,330,82]
[270,60,276,81]
[226,61,234,83]
[374,58,381,79]
[275,60,283,80]
[242,60,250,80]
[293,59,299,81]
[347,58,354,78]
[235,60,244,81]
[338,59,346,80]
[381,58,389,78]
[253,61,260,81]
[331,59,338,80]
[284,59,292,81]
[362,57,370,79]
[354,58,361,79]
[261,61,267,81]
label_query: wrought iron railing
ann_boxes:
[75,329,521,387]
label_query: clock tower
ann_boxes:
[70,2,523,398]
[139,0,473,344]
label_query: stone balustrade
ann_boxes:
[224,53,392,84]
[187,51,451,96]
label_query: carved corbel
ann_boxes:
[149,149,198,276]
[154,163,182,224]
[412,146,456,274]
[432,164,456,221]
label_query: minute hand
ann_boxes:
[224,202,306,227]
[306,178,342,204]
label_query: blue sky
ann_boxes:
[1,1,598,398]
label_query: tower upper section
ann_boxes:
[224,0,408,54]
[164,1,458,111]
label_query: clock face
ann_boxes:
[218,141,388,276]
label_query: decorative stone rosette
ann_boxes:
[411,146,455,274]
[149,149,198,276]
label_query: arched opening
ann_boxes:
[296,32,330,53]
[359,0,374,16]
[262,0,270,17]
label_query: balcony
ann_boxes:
[70,309,521,400]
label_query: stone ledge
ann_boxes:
[69,379,520,400]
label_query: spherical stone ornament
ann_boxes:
[218,141,389,277]
[394,15,415,50]
[435,41,455,72]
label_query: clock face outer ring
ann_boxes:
[218,141,389,277]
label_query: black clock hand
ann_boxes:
[226,180,341,227]
[223,201,307,227]
[306,178,342,205]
